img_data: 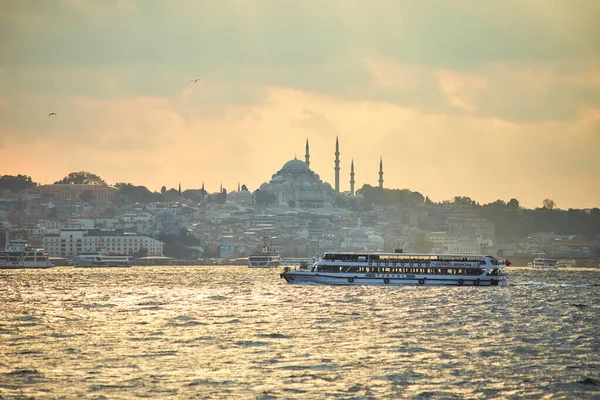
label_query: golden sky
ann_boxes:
[1,0,599,209]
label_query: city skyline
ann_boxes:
[1,1,599,209]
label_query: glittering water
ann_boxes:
[0,267,598,399]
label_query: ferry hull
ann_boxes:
[248,261,281,268]
[281,271,506,287]
[74,261,132,268]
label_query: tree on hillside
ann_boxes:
[542,199,556,210]
[0,175,37,192]
[254,189,276,206]
[357,185,425,207]
[54,171,106,185]
[116,182,163,203]
[453,196,475,206]
[507,198,520,209]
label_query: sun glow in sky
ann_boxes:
[1,0,599,208]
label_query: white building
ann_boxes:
[42,229,163,258]
[428,232,481,254]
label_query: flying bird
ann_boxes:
[49,113,57,116]
[191,79,203,83]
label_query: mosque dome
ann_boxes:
[155,209,176,221]
[302,182,313,190]
[259,182,271,191]
[281,159,309,171]
[368,235,385,248]
[348,228,369,239]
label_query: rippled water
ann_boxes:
[1,266,599,399]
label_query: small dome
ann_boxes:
[368,235,384,245]
[368,235,385,250]
[302,182,312,190]
[348,228,369,239]
[281,159,309,171]
[155,209,176,221]
[259,182,271,190]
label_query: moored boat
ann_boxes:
[0,239,54,269]
[73,252,132,267]
[280,251,509,286]
[248,238,281,268]
[531,258,557,269]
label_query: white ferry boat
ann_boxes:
[73,252,132,268]
[248,240,281,268]
[280,252,509,286]
[556,259,576,267]
[530,258,557,269]
[0,239,54,269]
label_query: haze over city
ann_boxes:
[1,1,599,209]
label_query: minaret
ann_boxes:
[238,182,241,192]
[178,182,182,195]
[201,181,206,202]
[305,139,310,168]
[334,136,340,193]
[350,159,355,196]
[378,157,384,189]
[220,182,223,193]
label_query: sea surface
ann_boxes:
[0,266,598,399]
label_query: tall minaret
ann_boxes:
[220,182,223,193]
[178,182,181,195]
[350,159,355,196]
[378,157,384,189]
[334,136,340,193]
[237,182,241,192]
[201,181,206,202]
[305,139,310,168]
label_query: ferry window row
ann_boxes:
[321,254,485,265]
[315,265,486,276]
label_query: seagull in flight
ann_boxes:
[49,113,57,116]
[191,78,203,83]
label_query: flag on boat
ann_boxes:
[505,259,511,266]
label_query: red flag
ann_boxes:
[505,259,511,266]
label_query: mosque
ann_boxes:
[257,138,384,209]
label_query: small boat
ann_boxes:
[73,252,132,267]
[248,238,281,268]
[531,258,557,269]
[0,239,54,269]
[281,251,509,286]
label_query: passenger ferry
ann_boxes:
[73,252,133,268]
[280,251,509,286]
[530,258,557,269]
[0,239,54,269]
[248,240,281,268]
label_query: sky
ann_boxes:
[1,0,599,209]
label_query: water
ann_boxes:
[1,267,598,399]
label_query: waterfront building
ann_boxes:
[42,229,163,258]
